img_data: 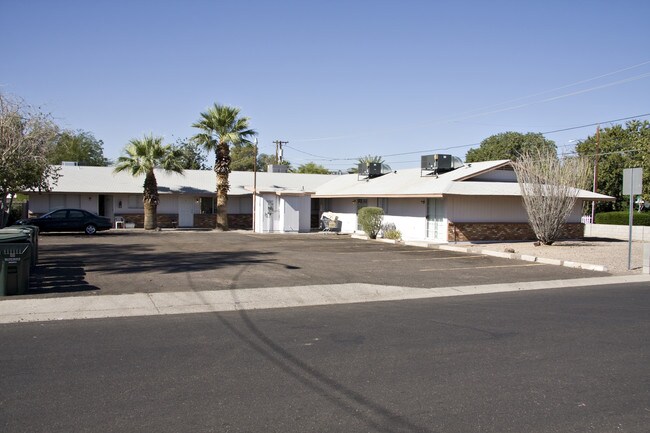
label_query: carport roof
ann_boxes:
[44,165,335,196]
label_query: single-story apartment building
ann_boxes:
[24,159,614,242]
[26,165,333,231]
[313,159,613,242]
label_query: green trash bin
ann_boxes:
[0,232,32,296]
[9,225,39,268]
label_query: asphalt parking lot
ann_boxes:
[26,230,607,298]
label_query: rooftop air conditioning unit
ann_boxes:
[421,154,463,176]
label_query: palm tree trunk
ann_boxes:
[143,170,159,230]
[215,141,231,231]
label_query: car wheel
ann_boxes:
[85,224,97,235]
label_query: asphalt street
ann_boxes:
[27,231,602,297]
[1,282,648,433]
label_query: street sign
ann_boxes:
[622,167,643,270]
[623,167,643,195]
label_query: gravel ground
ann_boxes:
[466,239,647,275]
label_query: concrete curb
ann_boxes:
[1,275,648,324]
[431,244,608,272]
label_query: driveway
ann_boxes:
[27,231,606,297]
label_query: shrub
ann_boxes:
[381,223,402,241]
[595,211,650,226]
[358,207,383,239]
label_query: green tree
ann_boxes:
[48,129,109,166]
[230,143,257,171]
[466,132,556,163]
[114,134,184,230]
[192,103,256,230]
[257,153,290,172]
[1,93,59,228]
[575,120,650,212]
[173,138,209,170]
[296,162,329,174]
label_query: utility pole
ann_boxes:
[591,125,600,223]
[273,140,288,164]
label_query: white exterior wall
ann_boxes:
[227,195,253,214]
[158,195,178,213]
[325,197,430,240]
[27,193,99,214]
[380,198,428,241]
[327,198,359,233]
[446,196,528,223]
[28,195,51,214]
[584,223,650,241]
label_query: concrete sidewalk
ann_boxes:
[1,274,648,324]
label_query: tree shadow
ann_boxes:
[37,243,282,275]
[28,258,101,294]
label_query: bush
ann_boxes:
[595,211,650,226]
[381,223,402,241]
[358,207,383,239]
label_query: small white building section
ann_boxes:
[254,189,313,233]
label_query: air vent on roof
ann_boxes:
[421,154,463,177]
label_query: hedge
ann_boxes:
[595,211,650,226]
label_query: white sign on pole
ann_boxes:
[622,167,643,270]
[623,168,643,195]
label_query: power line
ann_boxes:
[282,112,650,163]
[290,61,650,144]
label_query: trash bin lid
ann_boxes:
[0,232,29,243]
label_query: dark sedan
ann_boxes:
[17,208,112,235]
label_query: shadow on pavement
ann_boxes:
[29,258,101,294]
[37,243,281,275]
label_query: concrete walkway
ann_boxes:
[1,274,648,324]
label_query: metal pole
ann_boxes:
[628,170,634,270]
[591,125,599,223]
[253,138,258,232]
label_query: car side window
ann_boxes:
[68,210,84,218]
[50,210,67,219]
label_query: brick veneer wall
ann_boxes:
[229,214,252,230]
[193,213,252,230]
[115,214,178,228]
[448,222,584,242]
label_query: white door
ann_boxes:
[178,196,195,227]
[263,196,280,232]
[426,198,447,242]
[356,198,368,231]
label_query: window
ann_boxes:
[68,210,85,218]
[200,197,215,214]
[49,210,67,219]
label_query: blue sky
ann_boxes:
[2,0,649,171]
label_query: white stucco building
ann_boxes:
[23,159,614,242]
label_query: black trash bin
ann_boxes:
[0,231,32,296]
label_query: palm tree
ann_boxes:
[192,103,256,230]
[114,135,184,230]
